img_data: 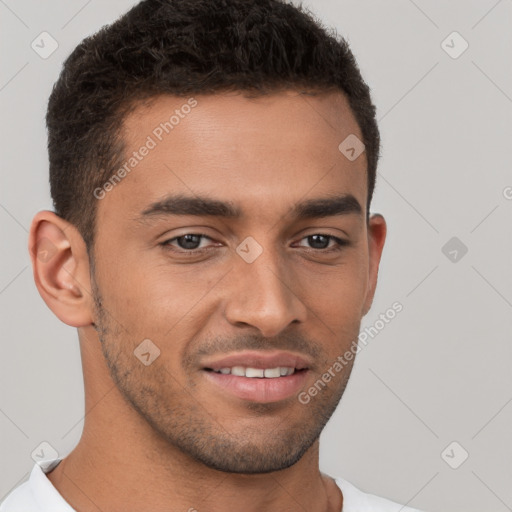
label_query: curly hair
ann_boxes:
[47,0,380,250]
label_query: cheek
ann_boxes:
[297,250,369,304]
[100,258,220,338]
[296,252,369,338]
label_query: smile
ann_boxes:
[202,367,309,403]
[206,366,297,378]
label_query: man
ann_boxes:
[1,0,424,510]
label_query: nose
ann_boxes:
[224,245,308,338]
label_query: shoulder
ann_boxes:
[0,479,36,512]
[0,460,73,512]
[334,476,425,512]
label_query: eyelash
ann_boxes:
[160,233,349,255]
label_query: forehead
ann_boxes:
[97,90,367,226]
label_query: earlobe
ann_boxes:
[28,211,94,327]
[362,213,387,316]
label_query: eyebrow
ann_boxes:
[139,193,363,221]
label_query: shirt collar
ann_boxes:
[29,459,76,511]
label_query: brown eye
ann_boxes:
[297,234,348,251]
[162,233,213,251]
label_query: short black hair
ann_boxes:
[47,0,380,250]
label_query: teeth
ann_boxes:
[246,368,264,378]
[264,368,281,378]
[214,366,296,378]
[231,366,246,377]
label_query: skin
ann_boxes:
[29,90,386,512]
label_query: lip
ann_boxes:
[200,350,312,403]
[203,368,310,403]
[200,350,312,372]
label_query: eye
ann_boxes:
[162,233,214,252]
[296,234,348,252]
[160,232,349,255]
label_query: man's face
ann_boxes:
[90,90,379,473]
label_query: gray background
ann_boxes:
[1,1,511,511]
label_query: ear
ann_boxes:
[28,211,94,327]
[362,213,387,316]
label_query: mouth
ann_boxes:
[200,351,311,403]
[204,366,306,378]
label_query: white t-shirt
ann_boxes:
[0,460,423,512]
